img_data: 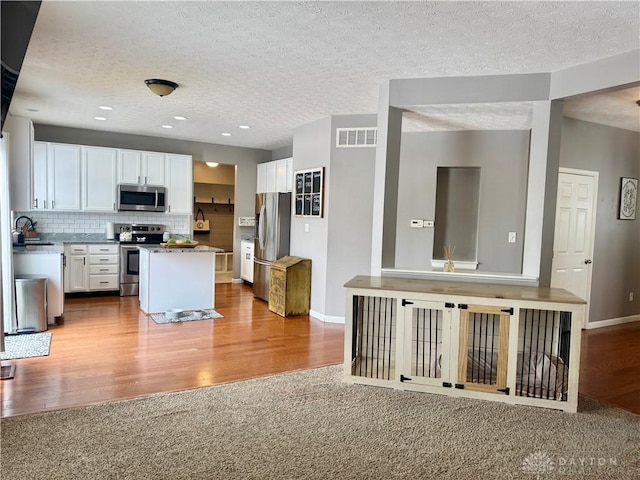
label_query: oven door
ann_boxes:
[119,245,140,296]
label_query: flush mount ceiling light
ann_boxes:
[94,116,107,121]
[206,162,219,168]
[239,125,250,129]
[174,116,187,121]
[98,105,113,111]
[144,79,178,97]
[221,132,231,136]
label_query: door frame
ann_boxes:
[552,167,599,328]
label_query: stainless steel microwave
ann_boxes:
[117,184,166,212]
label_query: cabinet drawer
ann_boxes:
[89,244,119,254]
[89,264,118,275]
[89,254,118,265]
[89,275,119,290]
[67,245,87,255]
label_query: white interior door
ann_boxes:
[551,169,598,326]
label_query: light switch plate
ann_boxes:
[410,219,424,228]
[508,232,517,243]
[304,223,310,233]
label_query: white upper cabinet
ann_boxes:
[118,150,165,186]
[32,141,48,210]
[48,143,81,211]
[82,146,117,211]
[165,154,193,214]
[4,116,34,211]
[143,152,166,186]
[256,163,267,193]
[118,150,142,184]
[257,158,293,193]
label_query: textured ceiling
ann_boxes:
[9,1,640,151]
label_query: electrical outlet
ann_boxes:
[304,223,309,233]
[508,232,517,243]
[630,292,634,302]
[424,220,434,228]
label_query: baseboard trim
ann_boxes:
[585,314,640,329]
[309,309,345,324]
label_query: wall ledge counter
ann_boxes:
[382,268,540,287]
[138,245,217,314]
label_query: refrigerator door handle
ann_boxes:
[258,204,266,251]
[254,258,271,267]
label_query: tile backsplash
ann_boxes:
[13,211,191,235]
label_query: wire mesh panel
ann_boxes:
[516,309,571,401]
[351,295,396,380]
[410,307,443,379]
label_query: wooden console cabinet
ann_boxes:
[344,276,586,413]
[269,256,311,317]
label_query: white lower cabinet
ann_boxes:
[88,244,119,290]
[64,244,119,293]
[240,240,254,283]
[13,252,64,325]
[64,245,88,292]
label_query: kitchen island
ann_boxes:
[138,245,224,314]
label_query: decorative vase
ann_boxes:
[444,260,455,272]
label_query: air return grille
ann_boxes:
[336,128,377,147]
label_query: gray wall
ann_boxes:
[291,114,377,319]
[271,145,293,161]
[395,130,530,273]
[559,118,640,323]
[290,117,332,315]
[324,114,377,318]
[34,124,271,277]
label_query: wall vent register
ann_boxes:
[336,127,377,147]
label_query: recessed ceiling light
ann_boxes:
[239,125,250,129]
[94,116,107,121]
[174,116,187,121]
[221,132,231,136]
[206,162,219,168]
[162,125,173,129]
[98,106,113,111]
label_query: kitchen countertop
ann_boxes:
[138,245,224,254]
[13,244,64,254]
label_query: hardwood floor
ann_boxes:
[1,284,638,417]
[1,283,344,417]
[579,321,640,414]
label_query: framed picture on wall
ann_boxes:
[295,167,324,217]
[619,177,638,220]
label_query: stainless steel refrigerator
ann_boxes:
[253,192,291,301]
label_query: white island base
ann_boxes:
[138,246,220,314]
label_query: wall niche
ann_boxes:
[433,166,480,264]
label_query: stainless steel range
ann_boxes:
[116,223,165,296]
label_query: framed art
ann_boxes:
[295,167,324,217]
[619,177,638,220]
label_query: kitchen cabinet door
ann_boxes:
[83,146,117,211]
[275,159,288,193]
[142,152,166,186]
[285,157,293,192]
[256,163,267,193]
[48,143,81,210]
[67,254,88,292]
[118,150,143,184]
[32,141,49,210]
[5,116,34,212]
[165,154,193,214]
[265,161,277,193]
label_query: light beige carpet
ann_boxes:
[1,366,638,480]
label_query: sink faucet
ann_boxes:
[15,215,35,232]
